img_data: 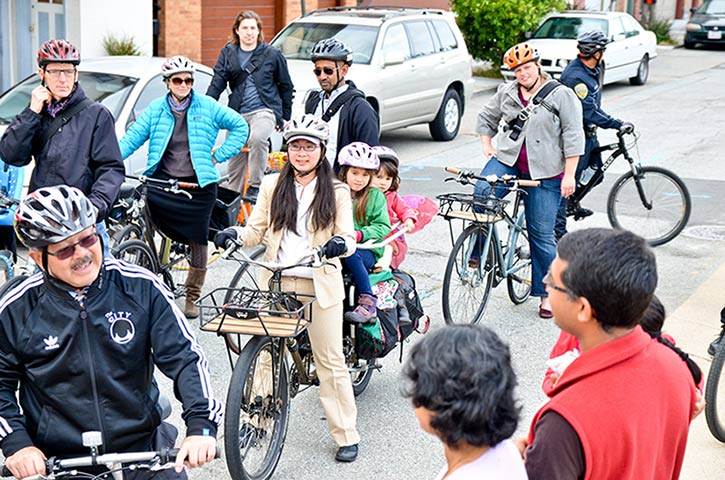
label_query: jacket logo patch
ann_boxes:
[43,335,60,351]
[106,311,135,345]
[574,83,589,100]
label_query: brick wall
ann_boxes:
[158,0,203,61]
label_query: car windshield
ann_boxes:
[533,17,609,39]
[699,0,725,14]
[0,71,136,124]
[271,22,378,65]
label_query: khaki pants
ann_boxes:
[281,276,360,446]
[227,109,277,193]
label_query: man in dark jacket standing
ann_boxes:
[0,39,124,249]
[304,38,379,173]
[206,10,293,201]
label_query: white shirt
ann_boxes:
[278,177,317,279]
[433,440,528,480]
[314,84,348,165]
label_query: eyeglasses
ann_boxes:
[313,66,337,77]
[543,271,568,294]
[170,77,194,86]
[45,68,76,77]
[47,232,99,260]
[288,144,319,152]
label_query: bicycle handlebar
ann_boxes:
[357,222,407,250]
[444,167,540,188]
[125,175,197,200]
[0,446,221,478]
[221,241,328,273]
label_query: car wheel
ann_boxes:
[429,89,462,141]
[629,55,649,86]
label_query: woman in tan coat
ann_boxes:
[214,114,361,462]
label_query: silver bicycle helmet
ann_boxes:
[161,55,195,78]
[338,142,379,170]
[371,146,400,168]
[15,185,98,249]
[284,114,331,145]
[310,38,353,65]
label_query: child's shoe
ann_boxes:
[344,294,377,324]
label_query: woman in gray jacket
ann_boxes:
[474,42,584,318]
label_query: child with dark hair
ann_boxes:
[403,325,527,479]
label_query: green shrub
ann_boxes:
[451,0,565,65]
[102,34,143,56]
[642,17,674,44]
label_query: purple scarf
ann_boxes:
[45,84,79,118]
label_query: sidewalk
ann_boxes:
[472,75,502,96]
[663,262,725,479]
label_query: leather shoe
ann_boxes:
[572,206,594,220]
[335,444,358,462]
[539,307,553,319]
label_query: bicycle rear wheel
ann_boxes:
[224,246,266,355]
[442,224,495,325]
[161,239,191,297]
[607,166,691,247]
[706,343,725,442]
[225,336,290,480]
[114,240,159,273]
[506,215,532,304]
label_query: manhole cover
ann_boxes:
[682,225,725,241]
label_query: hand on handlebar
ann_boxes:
[321,236,347,259]
[619,122,634,135]
[174,435,217,473]
[213,228,240,249]
[4,446,47,479]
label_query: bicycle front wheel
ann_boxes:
[607,166,691,247]
[706,342,725,442]
[225,336,290,480]
[506,216,532,304]
[224,246,266,355]
[114,240,159,273]
[442,224,495,325]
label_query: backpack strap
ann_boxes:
[320,88,364,122]
[40,98,94,145]
[507,80,562,141]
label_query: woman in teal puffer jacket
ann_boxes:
[119,55,249,318]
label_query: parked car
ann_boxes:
[685,0,725,49]
[270,7,475,141]
[500,11,658,86]
[0,56,230,184]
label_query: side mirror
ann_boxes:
[383,51,406,67]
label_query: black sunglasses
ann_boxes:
[313,66,337,77]
[170,77,194,86]
[47,232,99,260]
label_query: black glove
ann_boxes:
[321,236,347,259]
[213,228,239,249]
[619,122,634,134]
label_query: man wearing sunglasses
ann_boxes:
[0,39,124,252]
[304,38,379,172]
[0,185,221,479]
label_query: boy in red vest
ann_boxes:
[523,228,698,480]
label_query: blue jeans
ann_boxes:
[342,249,376,297]
[554,135,600,239]
[473,157,561,298]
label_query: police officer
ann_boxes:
[554,30,634,240]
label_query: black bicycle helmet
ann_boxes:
[577,31,609,57]
[310,38,353,65]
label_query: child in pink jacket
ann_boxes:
[370,146,417,269]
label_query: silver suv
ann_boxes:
[271,7,475,141]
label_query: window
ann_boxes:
[271,23,378,65]
[533,17,609,39]
[405,21,436,57]
[431,20,458,51]
[621,16,642,37]
[382,23,411,60]
[610,17,626,42]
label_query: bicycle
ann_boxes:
[0,430,220,480]
[0,192,19,286]
[438,168,539,325]
[110,175,196,297]
[566,129,691,247]
[705,307,725,442]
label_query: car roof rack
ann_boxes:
[303,6,446,20]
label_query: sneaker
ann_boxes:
[572,206,594,220]
[344,294,377,324]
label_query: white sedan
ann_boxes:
[501,11,658,86]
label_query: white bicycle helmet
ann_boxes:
[161,55,195,79]
[15,185,98,249]
[284,114,330,145]
[338,142,379,170]
[371,146,400,168]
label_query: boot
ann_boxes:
[344,294,377,325]
[184,267,207,319]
